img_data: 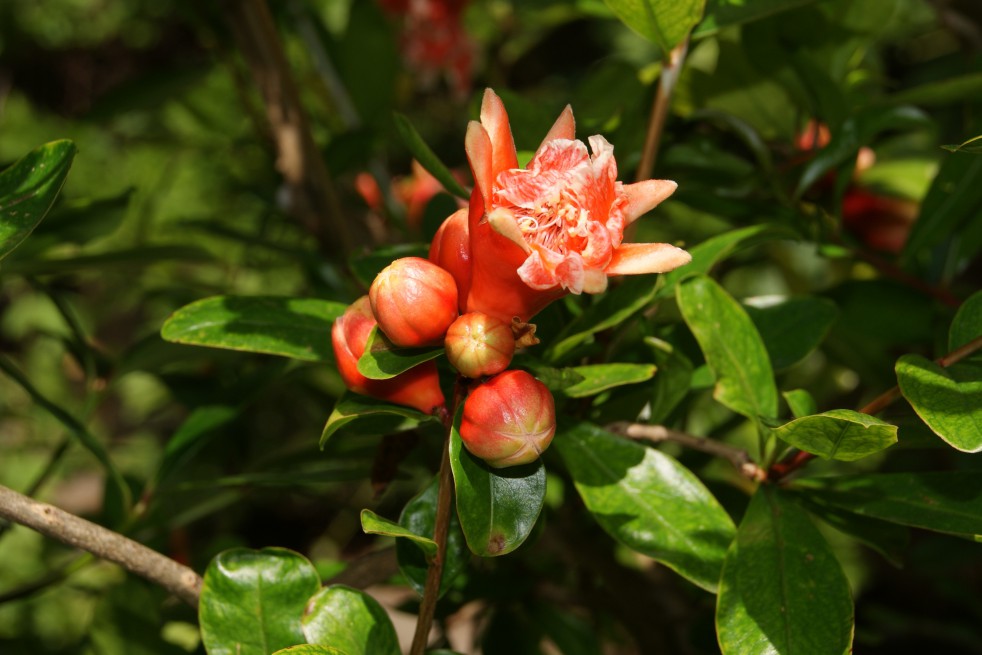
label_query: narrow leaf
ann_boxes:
[360,509,437,558]
[941,134,982,155]
[450,420,546,557]
[562,363,657,398]
[356,326,444,380]
[677,275,778,420]
[556,421,735,592]
[396,477,469,598]
[273,647,348,655]
[896,354,982,453]
[716,487,854,655]
[393,113,469,199]
[302,585,399,655]
[768,409,898,461]
[0,140,76,262]
[162,295,346,362]
[199,548,321,655]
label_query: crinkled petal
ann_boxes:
[605,242,692,276]
[529,139,589,175]
[580,220,613,268]
[582,268,608,294]
[517,249,561,290]
[621,179,678,224]
[535,104,576,156]
[465,121,494,203]
[480,88,519,182]
[555,251,586,294]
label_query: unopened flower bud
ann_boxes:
[370,257,458,347]
[332,296,445,414]
[459,370,556,468]
[445,312,515,378]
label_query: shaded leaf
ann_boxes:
[556,421,735,592]
[3,245,210,275]
[716,486,854,655]
[677,275,778,420]
[903,152,982,262]
[393,113,469,199]
[768,409,897,461]
[562,363,657,398]
[896,354,982,453]
[397,476,469,598]
[162,296,346,362]
[199,548,320,655]
[155,405,239,488]
[645,338,694,424]
[302,585,399,655]
[792,492,908,567]
[693,0,819,39]
[886,73,982,108]
[0,140,76,262]
[360,509,437,558]
[783,389,817,419]
[941,134,982,155]
[949,290,982,367]
[357,326,444,380]
[745,297,838,371]
[273,647,348,655]
[349,243,429,288]
[321,393,438,446]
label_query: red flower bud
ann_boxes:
[332,296,445,414]
[445,312,515,378]
[370,257,459,347]
[459,370,556,468]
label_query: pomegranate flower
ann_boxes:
[461,89,691,322]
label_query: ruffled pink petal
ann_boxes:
[517,248,561,290]
[465,121,493,203]
[582,268,608,294]
[536,105,576,156]
[580,220,613,268]
[621,179,678,224]
[605,242,692,276]
[529,139,589,175]
[480,89,519,183]
[495,168,564,208]
[554,252,586,294]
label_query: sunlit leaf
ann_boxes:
[356,326,443,380]
[360,509,437,558]
[302,585,399,655]
[562,363,657,398]
[941,134,982,155]
[602,0,706,56]
[768,409,897,461]
[896,354,982,453]
[321,393,438,446]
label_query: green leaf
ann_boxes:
[949,290,982,368]
[273,647,348,655]
[0,140,76,262]
[524,364,586,392]
[393,113,469,200]
[561,363,657,398]
[555,421,735,592]
[942,134,982,155]
[792,492,908,567]
[450,419,546,557]
[768,409,898,461]
[645,338,694,424]
[356,326,444,380]
[745,297,838,371]
[885,72,982,108]
[155,405,239,488]
[396,477,469,598]
[657,225,797,300]
[302,585,399,655]
[360,509,437,558]
[782,389,817,419]
[162,296,346,362]
[903,152,982,262]
[2,245,210,275]
[716,487,854,655]
[693,0,819,39]
[793,471,982,536]
[321,393,438,447]
[199,548,321,655]
[677,275,778,421]
[602,0,707,56]
[895,354,982,453]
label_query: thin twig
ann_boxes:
[607,421,766,481]
[0,484,202,607]
[409,386,461,655]
[636,38,689,183]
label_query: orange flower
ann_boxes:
[460,89,690,322]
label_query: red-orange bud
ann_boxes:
[459,370,556,468]
[331,296,445,414]
[370,257,458,347]
[445,312,515,378]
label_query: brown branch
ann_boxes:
[636,38,689,183]
[0,484,202,607]
[225,0,364,257]
[607,421,766,481]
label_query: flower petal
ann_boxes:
[480,88,519,183]
[621,179,678,224]
[536,104,575,156]
[465,121,493,203]
[487,207,532,253]
[517,249,560,290]
[605,242,691,276]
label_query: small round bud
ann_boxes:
[370,257,458,347]
[445,312,515,378]
[459,370,556,468]
[331,296,445,414]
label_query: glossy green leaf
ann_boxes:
[716,486,854,655]
[273,647,348,655]
[356,327,444,380]
[745,297,838,371]
[397,476,469,597]
[645,338,694,424]
[360,509,437,558]
[942,134,982,155]
[693,0,818,38]
[162,295,345,362]
[302,585,399,655]
[677,275,778,421]
[562,363,657,398]
[949,290,982,368]
[793,471,982,536]
[783,389,817,419]
[602,0,706,56]
[449,421,546,557]
[199,548,321,655]
[556,421,735,591]
[792,493,908,567]
[895,354,982,453]
[657,225,797,299]
[769,409,897,461]
[393,113,469,199]
[525,364,586,392]
[321,393,438,446]
[0,140,76,262]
